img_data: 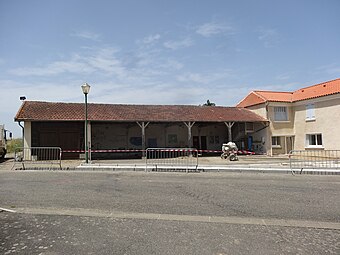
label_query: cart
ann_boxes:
[221,142,239,161]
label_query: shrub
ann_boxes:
[6,138,23,153]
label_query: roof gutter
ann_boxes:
[253,121,270,134]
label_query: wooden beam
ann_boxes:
[183,121,195,147]
[224,122,235,142]
[137,122,150,157]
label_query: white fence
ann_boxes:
[13,147,62,170]
[145,148,199,172]
[289,150,340,173]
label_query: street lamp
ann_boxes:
[81,83,91,163]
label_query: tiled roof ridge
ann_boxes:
[255,90,293,102]
[293,78,340,92]
[238,78,340,107]
[23,101,238,109]
[235,90,267,107]
[252,78,340,95]
[15,100,268,122]
[252,91,267,101]
[254,90,293,94]
[291,78,340,102]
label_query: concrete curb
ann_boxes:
[73,164,340,175]
[7,162,340,175]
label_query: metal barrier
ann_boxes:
[289,150,340,173]
[145,148,199,172]
[13,147,62,170]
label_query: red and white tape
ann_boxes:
[63,149,256,155]
[63,149,143,153]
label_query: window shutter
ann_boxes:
[306,104,315,120]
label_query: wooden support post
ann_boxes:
[184,121,195,148]
[224,122,235,142]
[137,121,150,157]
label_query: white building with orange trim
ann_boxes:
[237,78,340,155]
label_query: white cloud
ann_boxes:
[0,79,87,137]
[164,59,183,70]
[326,67,340,74]
[9,58,95,76]
[2,41,242,138]
[196,22,233,37]
[257,27,280,48]
[258,82,299,92]
[177,70,232,84]
[8,48,124,77]
[320,65,340,75]
[71,30,101,41]
[85,49,127,78]
[276,73,291,80]
[163,37,193,50]
[140,34,161,44]
[92,81,208,105]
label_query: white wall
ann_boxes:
[24,121,32,148]
[293,96,340,150]
[23,121,31,160]
[246,94,340,154]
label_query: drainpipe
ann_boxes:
[18,121,24,148]
[265,101,273,156]
[265,101,269,120]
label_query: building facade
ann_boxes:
[237,78,340,155]
[15,102,267,159]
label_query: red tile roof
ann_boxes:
[292,78,340,102]
[15,101,267,122]
[237,78,340,107]
[255,91,293,102]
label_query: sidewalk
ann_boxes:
[1,155,339,175]
[77,155,340,175]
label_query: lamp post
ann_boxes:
[81,83,91,163]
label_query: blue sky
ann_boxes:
[1,0,340,137]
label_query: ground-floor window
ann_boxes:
[306,133,323,148]
[272,136,281,148]
[209,136,219,144]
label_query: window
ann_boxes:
[272,136,281,148]
[209,136,220,144]
[306,134,323,147]
[274,106,288,121]
[306,104,315,121]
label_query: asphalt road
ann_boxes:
[1,171,339,254]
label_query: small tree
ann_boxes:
[203,99,216,106]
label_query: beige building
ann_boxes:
[237,78,340,155]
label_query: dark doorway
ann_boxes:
[200,136,207,150]
[193,136,207,150]
[193,136,199,149]
[148,138,157,147]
